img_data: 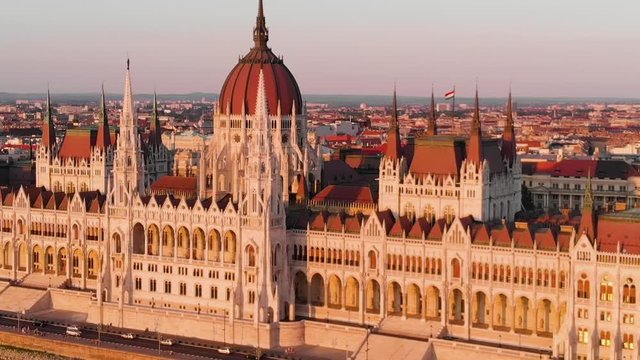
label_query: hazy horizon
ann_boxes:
[1,0,639,97]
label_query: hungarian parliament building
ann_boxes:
[1,2,639,360]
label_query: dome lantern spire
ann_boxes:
[253,0,269,48]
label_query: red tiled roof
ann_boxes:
[409,136,466,178]
[597,216,640,254]
[427,219,446,240]
[513,225,534,249]
[408,217,431,239]
[151,176,197,192]
[491,225,512,247]
[309,211,328,231]
[375,209,395,234]
[527,159,638,179]
[312,185,374,205]
[535,228,557,251]
[389,215,411,237]
[344,214,363,233]
[58,128,117,161]
[326,213,344,232]
[471,223,490,244]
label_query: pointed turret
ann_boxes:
[385,86,401,161]
[42,88,56,149]
[96,85,111,149]
[467,86,483,165]
[149,91,162,146]
[501,90,516,166]
[426,87,437,136]
[296,174,308,204]
[579,169,596,241]
[253,0,269,49]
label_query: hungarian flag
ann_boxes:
[444,90,455,100]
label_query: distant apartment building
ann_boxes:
[523,159,640,211]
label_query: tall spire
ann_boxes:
[391,84,398,130]
[584,168,594,209]
[579,168,596,241]
[427,86,437,136]
[122,58,136,128]
[149,90,162,146]
[42,87,56,149]
[501,89,516,166]
[113,57,145,198]
[96,84,111,149]
[253,0,269,48]
[385,85,401,161]
[467,85,483,165]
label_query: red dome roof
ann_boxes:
[218,1,302,116]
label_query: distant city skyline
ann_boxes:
[1,0,639,97]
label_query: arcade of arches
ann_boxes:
[294,271,565,334]
[131,223,236,263]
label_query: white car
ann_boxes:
[160,338,174,346]
[66,325,80,332]
[121,333,136,339]
[217,347,231,354]
[66,329,82,337]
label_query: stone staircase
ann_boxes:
[20,273,67,289]
[347,317,444,359]
[352,331,430,360]
[378,316,444,340]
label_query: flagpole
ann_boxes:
[451,85,456,119]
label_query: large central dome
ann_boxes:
[218,0,302,116]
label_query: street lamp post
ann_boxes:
[366,327,371,360]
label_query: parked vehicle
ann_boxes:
[160,338,174,346]
[217,347,231,354]
[66,325,80,332]
[121,333,136,339]
[66,329,81,337]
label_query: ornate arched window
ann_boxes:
[623,278,636,304]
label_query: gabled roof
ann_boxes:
[491,224,512,247]
[310,211,329,231]
[513,224,534,249]
[344,214,363,234]
[409,136,466,178]
[326,213,344,232]
[427,219,446,241]
[407,217,431,239]
[535,228,557,251]
[389,215,411,237]
[58,128,117,161]
[471,223,490,245]
[375,209,395,234]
